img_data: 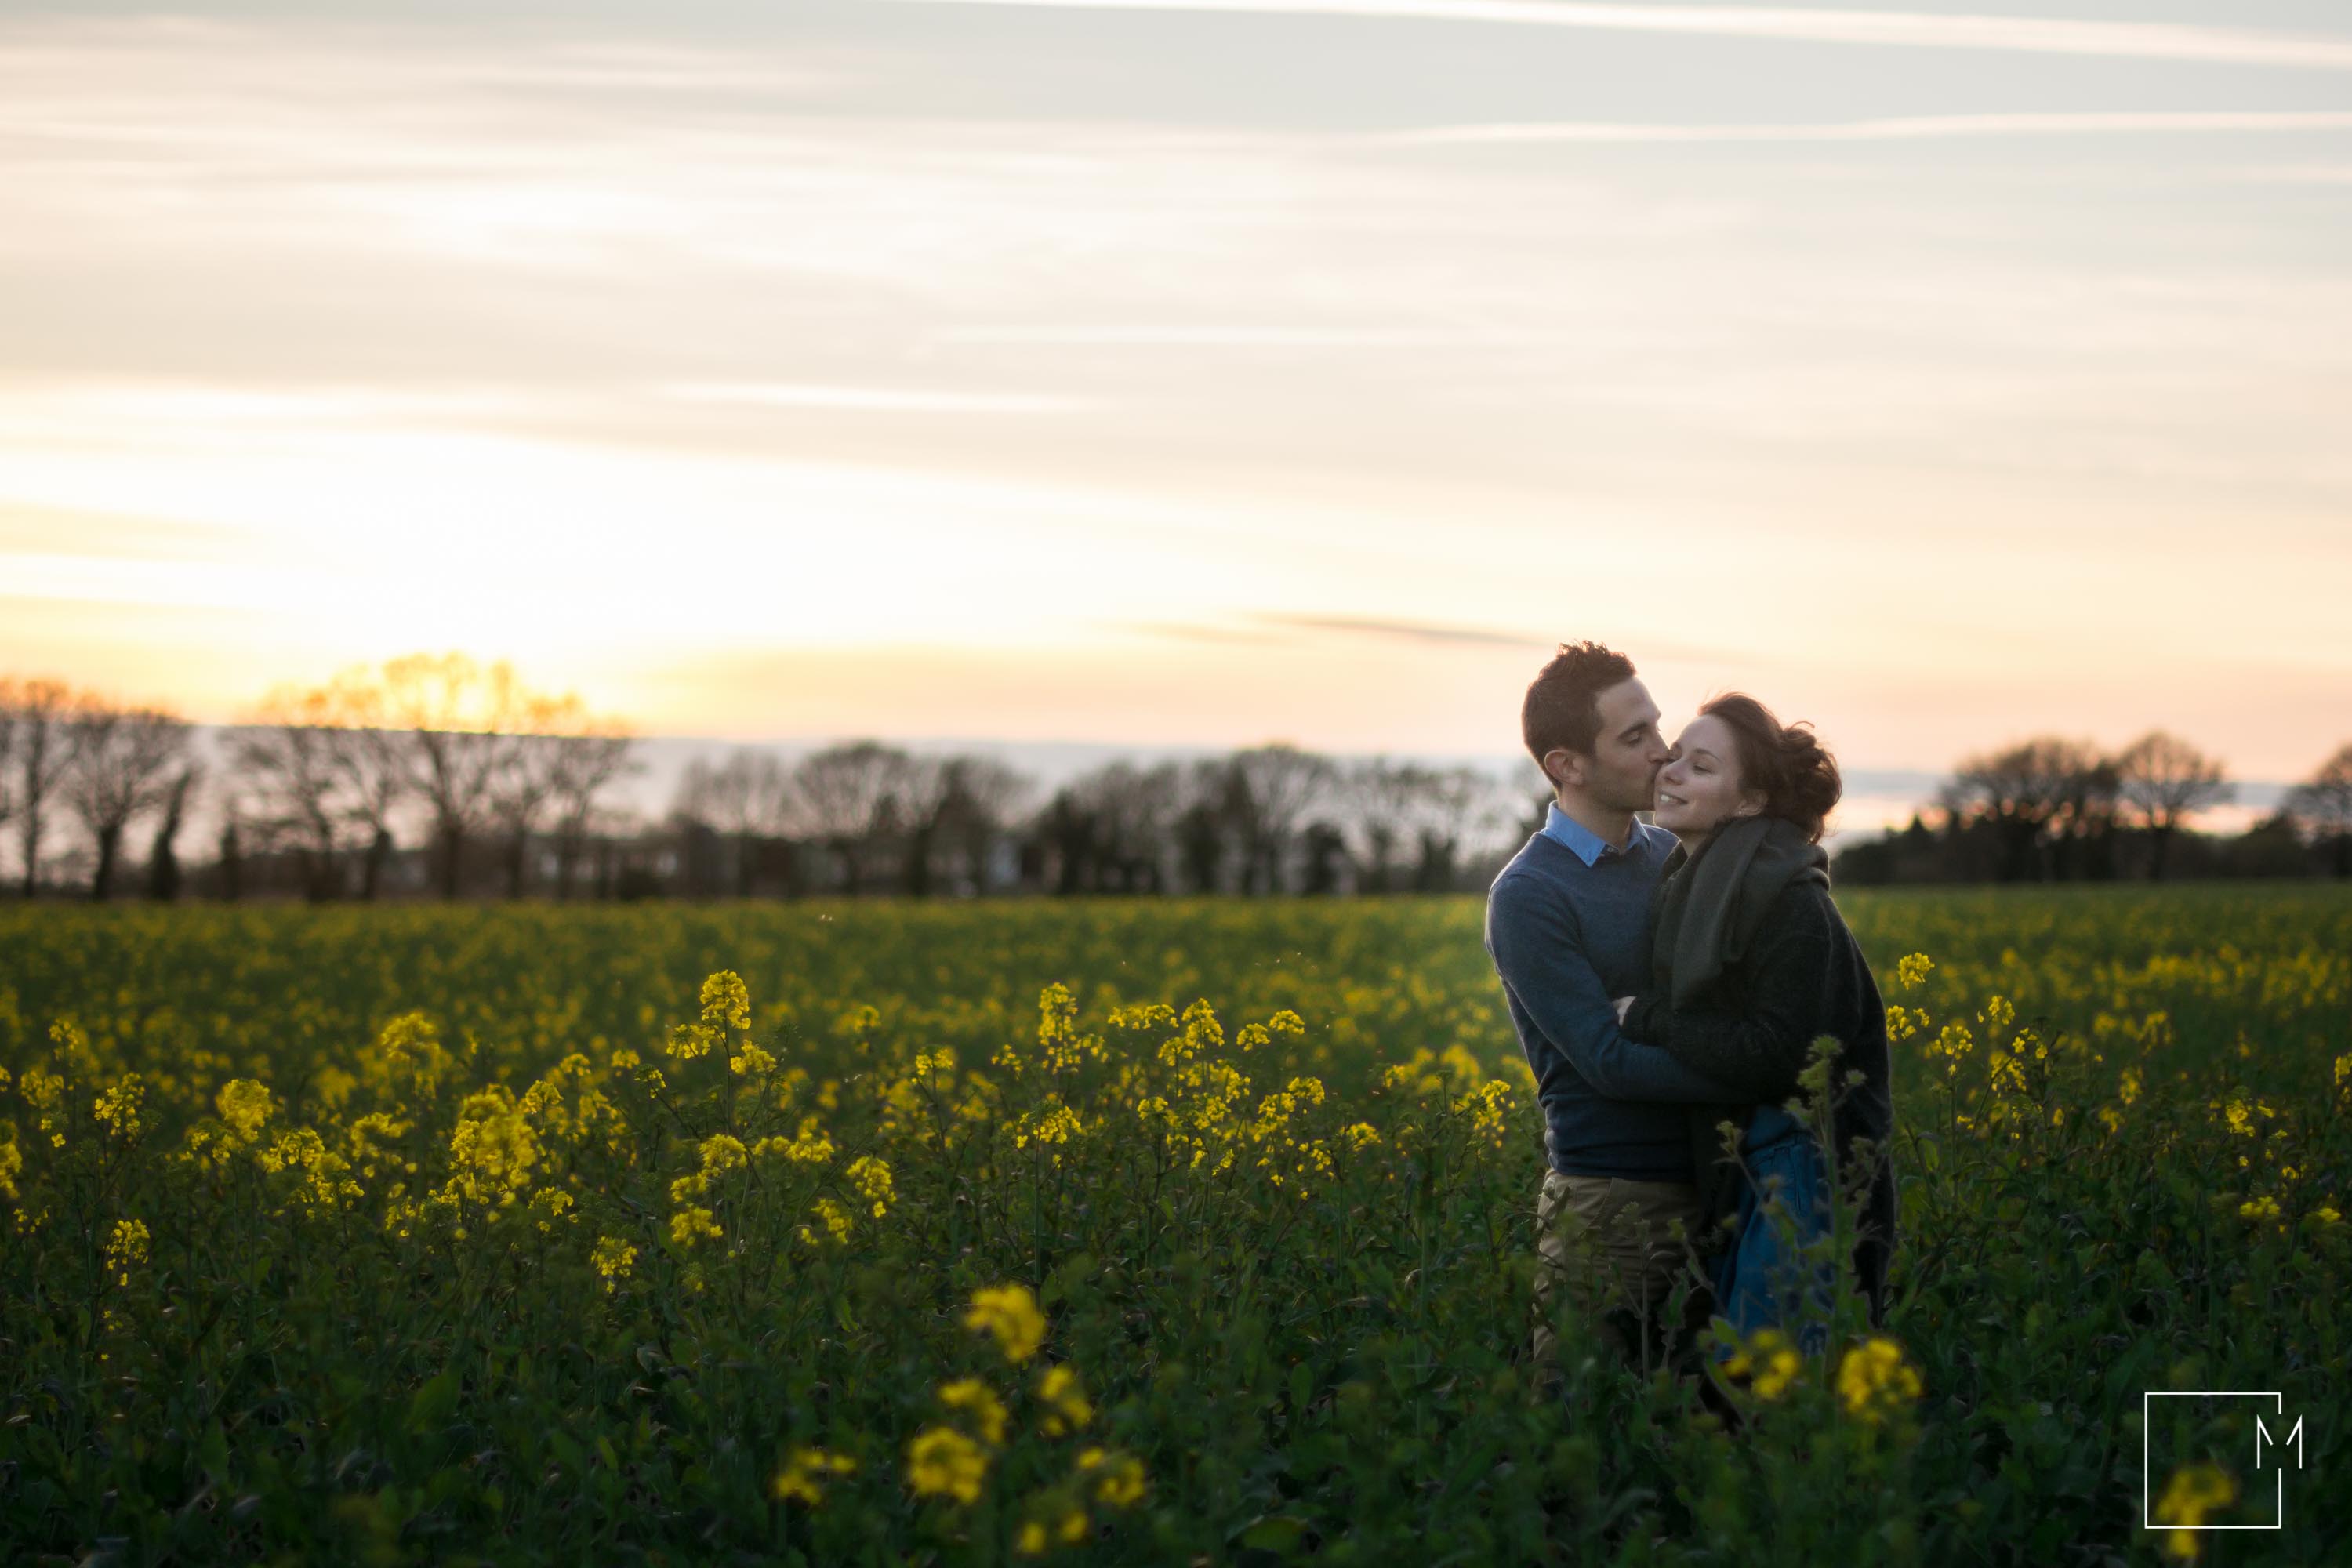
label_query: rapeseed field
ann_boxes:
[2,888,2345,1564]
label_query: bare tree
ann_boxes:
[789,741,917,895]
[5,677,77,895]
[62,697,191,899]
[1405,765,1499,891]
[380,652,526,898]
[673,748,791,897]
[1230,743,1338,894]
[1347,757,1435,893]
[146,764,201,902]
[230,684,353,900]
[2286,742,2352,878]
[1047,760,1174,895]
[547,727,640,898]
[1940,737,2112,882]
[321,670,412,900]
[927,756,1035,895]
[2114,731,2232,880]
[487,692,590,898]
[1174,757,1247,894]
[0,678,16,840]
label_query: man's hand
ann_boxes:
[1613,996,1635,1025]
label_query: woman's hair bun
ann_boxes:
[1699,693,1843,843]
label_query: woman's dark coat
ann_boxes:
[1620,814,1898,1323]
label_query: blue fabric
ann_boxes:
[1486,823,1746,1181]
[1708,1123,1835,1357]
[1740,1102,1808,1151]
[1537,801,1664,867]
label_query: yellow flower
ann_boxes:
[216,1078,275,1143]
[104,1218,150,1287]
[1036,1364,1092,1436]
[0,1135,20,1202]
[1726,1328,1803,1400]
[906,1427,990,1504]
[669,1206,721,1247]
[797,1196,853,1247]
[700,970,752,1032]
[528,1188,575,1232]
[1835,1337,1923,1423]
[1076,1446,1147,1509]
[938,1377,1009,1444]
[591,1236,637,1290]
[1016,1504,1091,1555]
[753,1118,834,1167]
[772,1446,856,1505]
[2153,1462,2236,1559]
[846,1154,895,1219]
[966,1283,1047,1364]
[92,1074,145,1140]
[1895,953,1934,989]
[2238,1195,2282,1223]
[665,1022,716,1062]
[699,1132,748,1176]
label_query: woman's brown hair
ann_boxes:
[1700,692,1842,844]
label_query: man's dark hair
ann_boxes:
[1522,641,1635,772]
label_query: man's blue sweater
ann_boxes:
[1483,805,1740,1180]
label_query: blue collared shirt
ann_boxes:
[1539,800,1675,868]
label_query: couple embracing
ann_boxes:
[1484,641,1897,1385]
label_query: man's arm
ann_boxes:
[1486,875,1744,1103]
[1619,885,1838,1103]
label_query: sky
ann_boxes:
[3,0,2350,782]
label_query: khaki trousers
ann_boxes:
[1532,1171,1704,1372]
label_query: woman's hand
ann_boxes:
[1613,996,1635,1025]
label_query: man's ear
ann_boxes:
[1544,748,1583,790]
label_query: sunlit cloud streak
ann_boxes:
[664,383,1102,415]
[894,0,2352,70]
[1374,111,2352,147]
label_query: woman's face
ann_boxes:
[1651,713,1762,840]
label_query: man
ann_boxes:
[1483,641,1740,1374]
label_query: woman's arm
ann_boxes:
[1617,884,1843,1104]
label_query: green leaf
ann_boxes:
[405,1368,461,1436]
[1236,1514,1307,1552]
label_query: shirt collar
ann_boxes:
[1541,800,1660,867]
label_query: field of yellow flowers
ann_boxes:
[2,887,2347,1565]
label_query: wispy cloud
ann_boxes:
[664,383,1100,415]
[1374,111,2352,148]
[1121,619,1294,645]
[933,325,1535,348]
[1251,612,1540,648]
[891,0,2352,70]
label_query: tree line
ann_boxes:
[0,660,1534,902]
[7,666,2350,899]
[1832,731,2352,884]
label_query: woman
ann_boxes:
[1611,694,1896,1343]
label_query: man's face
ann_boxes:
[1552,677,1671,813]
